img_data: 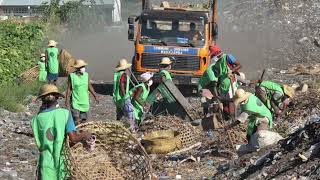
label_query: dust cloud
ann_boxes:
[62,28,132,82]
[60,0,286,81]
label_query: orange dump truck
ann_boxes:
[128,0,218,85]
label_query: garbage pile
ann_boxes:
[215,117,320,179]
[222,0,320,64]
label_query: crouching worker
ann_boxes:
[123,72,153,131]
[255,81,295,115]
[65,59,99,125]
[234,89,283,155]
[32,84,92,180]
[113,59,132,120]
[218,72,247,119]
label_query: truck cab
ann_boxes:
[128,1,217,85]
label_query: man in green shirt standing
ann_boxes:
[65,59,99,125]
[46,40,59,85]
[32,84,92,180]
[38,53,47,82]
[113,59,132,120]
[159,57,172,82]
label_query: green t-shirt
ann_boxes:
[47,47,59,74]
[70,72,90,112]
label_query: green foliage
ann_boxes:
[0,22,45,83]
[0,81,43,112]
[42,0,110,32]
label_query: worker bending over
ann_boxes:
[65,59,99,125]
[255,81,295,115]
[234,89,283,154]
[198,61,220,116]
[209,45,242,118]
[32,84,92,180]
[123,72,153,131]
[113,59,132,120]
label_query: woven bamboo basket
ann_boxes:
[58,49,76,76]
[19,65,39,83]
[63,121,153,180]
[142,130,182,154]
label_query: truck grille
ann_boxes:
[141,54,200,71]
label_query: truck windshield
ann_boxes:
[140,19,206,47]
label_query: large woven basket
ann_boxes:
[19,65,39,83]
[63,121,153,180]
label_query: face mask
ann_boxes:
[147,80,153,87]
[80,67,86,73]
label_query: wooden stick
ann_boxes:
[167,142,202,155]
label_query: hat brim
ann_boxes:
[115,63,132,71]
[48,42,57,47]
[160,62,172,65]
[234,92,252,106]
[37,92,65,100]
[72,63,88,68]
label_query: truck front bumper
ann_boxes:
[133,72,199,85]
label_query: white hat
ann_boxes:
[140,72,154,82]
[238,72,246,80]
[40,53,45,57]
[115,59,132,71]
[48,40,57,47]
[160,57,172,65]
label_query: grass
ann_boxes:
[0,81,44,112]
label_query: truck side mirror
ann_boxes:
[128,16,135,41]
[212,22,218,40]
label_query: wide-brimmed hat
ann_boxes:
[283,84,295,98]
[72,59,88,68]
[115,59,132,71]
[37,84,64,99]
[48,40,58,47]
[140,72,154,82]
[234,89,252,106]
[160,57,172,65]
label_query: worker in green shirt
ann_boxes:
[65,59,99,125]
[46,40,60,85]
[113,59,132,120]
[32,84,92,180]
[159,57,172,82]
[198,62,220,116]
[234,88,283,154]
[123,72,153,131]
[38,53,47,82]
[255,81,295,115]
[234,88,273,139]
